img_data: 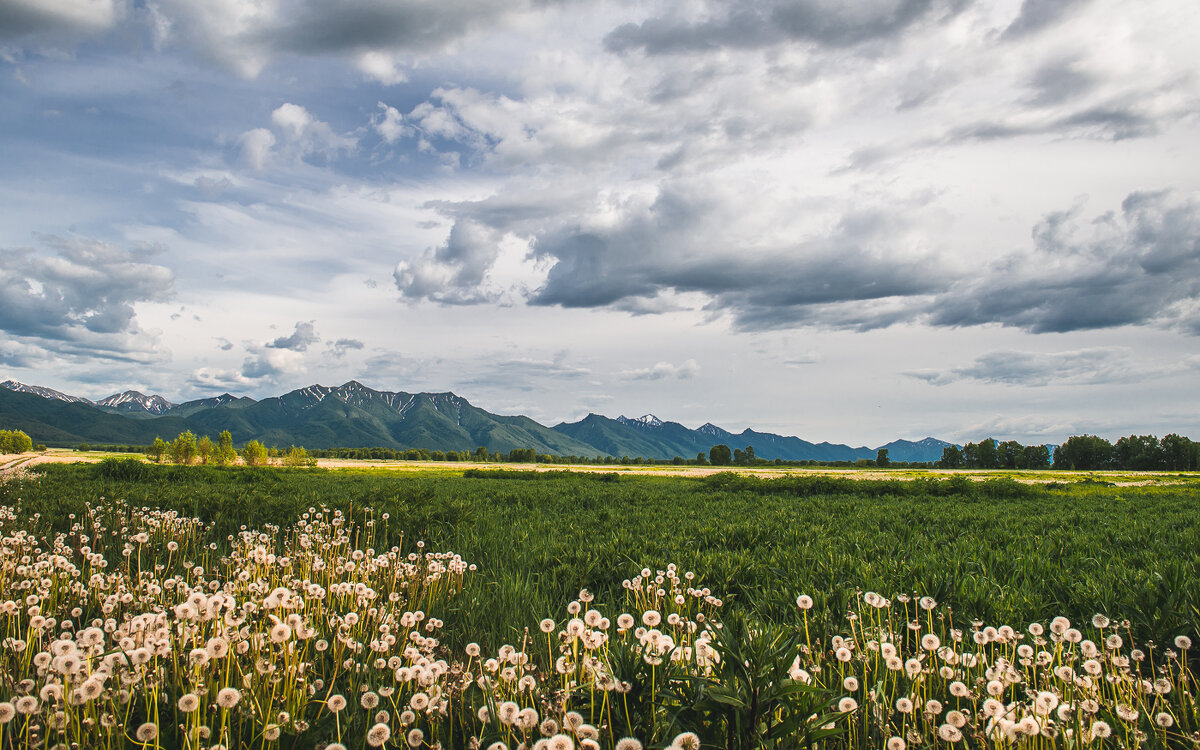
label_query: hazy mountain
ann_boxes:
[0,378,953,461]
[877,437,955,463]
[553,413,882,462]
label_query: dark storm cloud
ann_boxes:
[523,189,949,331]
[267,321,320,352]
[929,190,1200,333]
[0,235,174,355]
[1002,0,1093,40]
[403,188,1200,336]
[605,0,969,55]
[0,0,119,40]
[258,0,509,55]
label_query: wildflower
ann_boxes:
[949,681,969,698]
[836,647,852,662]
[217,688,241,709]
[15,696,38,715]
[548,735,573,750]
[937,724,963,742]
[921,633,940,651]
[540,618,555,633]
[946,710,967,728]
[615,739,643,750]
[410,692,430,711]
[895,698,914,714]
[540,719,559,736]
[796,594,813,610]
[642,610,661,627]
[838,697,858,712]
[264,724,282,741]
[1091,721,1112,740]
[1156,712,1175,728]
[925,699,943,716]
[367,723,392,747]
[407,728,425,748]
[136,722,159,742]
[362,691,381,709]
[617,614,635,630]
[887,737,906,750]
[488,744,509,750]
[178,693,201,713]
[1092,614,1110,629]
[0,703,14,723]
[498,701,519,725]
[563,712,584,732]
[843,676,858,691]
[1176,635,1192,650]
[670,732,701,750]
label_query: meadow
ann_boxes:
[0,461,1195,749]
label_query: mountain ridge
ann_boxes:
[0,378,955,461]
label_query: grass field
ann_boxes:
[0,460,1195,749]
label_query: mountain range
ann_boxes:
[0,379,954,462]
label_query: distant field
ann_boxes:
[4,447,1195,486]
[3,459,1196,648]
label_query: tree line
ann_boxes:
[147,431,316,467]
[935,434,1200,470]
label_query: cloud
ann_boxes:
[0,234,174,359]
[237,104,355,170]
[619,358,700,381]
[267,321,320,352]
[394,219,504,304]
[928,190,1200,334]
[106,0,523,79]
[373,102,410,143]
[605,0,968,55]
[215,337,233,351]
[1002,0,1093,40]
[455,354,591,392]
[911,348,1200,389]
[0,0,122,40]
[327,338,365,358]
[238,128,275,170]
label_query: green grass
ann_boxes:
[2,461,1196,653]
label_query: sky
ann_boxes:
[1,0,1198,447]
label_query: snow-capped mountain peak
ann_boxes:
[1,380,93,404]
[97,390,174,415]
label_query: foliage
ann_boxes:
[242,439,270,466]
[709,444,732,466]
[168,429,198,464]
[0,429,32,454]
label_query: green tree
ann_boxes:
[148,437,168,463]
[1160,433,1199,470]
[1114,434,1163,470]
[938,445,963,468]
[169,431,198,465]
[997,440,1023,469]
[1053,435,1114,470]
[196,435,215,465]
[0,430,33,454]
[1023,444,1051,469]
[875,448,890,467]
[242,440,269,466]
[215,430,238,466]
[284,445,316,467]
[975,438,999,469]
[709,444,732,466]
